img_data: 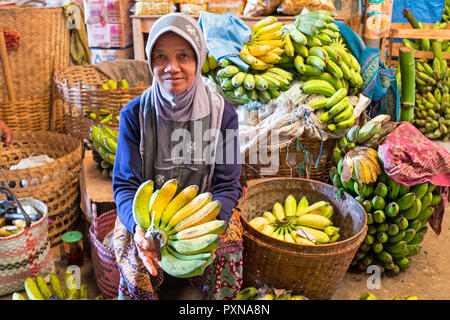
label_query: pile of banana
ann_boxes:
[84,78,128,124]
[235,286,308,300]
[12,273,103,300]
[89,125,118,178]
[133,179,227,278]
[285,10,362,133]
[413,53,450,140]
[360,292,419,300]
[329,119,442,275]
[248,194,341,245]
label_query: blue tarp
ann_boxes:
[392,0,444,23]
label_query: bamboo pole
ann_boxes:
[399,47,415,122]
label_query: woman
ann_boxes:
[112,13,243,300]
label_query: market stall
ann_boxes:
[1,0,450,303]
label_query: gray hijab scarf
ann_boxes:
[144,12,224,122]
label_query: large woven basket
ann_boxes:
[54,64,147,140]
[0,131,83,247]
[0,6,70,132]
[238,178,367,300]
[240,136,337,185]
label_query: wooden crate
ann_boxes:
[381,23,450,68]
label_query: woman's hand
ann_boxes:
[134,225,161,277]
[0,121,12,146]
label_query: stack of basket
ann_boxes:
[0,6,70,132]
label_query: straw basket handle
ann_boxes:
[0,29,17,103]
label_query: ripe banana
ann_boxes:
[159,185,199,229]
[169,200,221,234]
[132,180,154,230]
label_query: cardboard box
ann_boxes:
[83,0,134,24]
[86,21,133,48]
[90,45,134,64]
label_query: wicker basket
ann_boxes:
[0,131,83,247]
[238,177,367,300]
[54,64,147,140]
[0,6,70,132]
[240,136,337,186]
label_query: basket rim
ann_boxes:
[238,177,368,250]
[0,130,82,174]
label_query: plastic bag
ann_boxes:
[9,155,55,170]
[277,0,335,15]
[180,2,208,14]
[207,0,246,15]
[134,0,176,15]
[242,0,282,17]
[199,11,252,70]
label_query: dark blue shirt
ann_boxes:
[112,96,243,234]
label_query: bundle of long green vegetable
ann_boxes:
[400,9,450,140]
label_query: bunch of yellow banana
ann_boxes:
[0,218,29,237]
[201,52,220,75]
[12,273,103,300]
[240,16,286,71]
[213,59,294,105]
[132,179,227,278]
[248,194,341,245]
[89,125,118,179]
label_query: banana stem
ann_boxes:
[399,47,415,122]
[403,9,421,29]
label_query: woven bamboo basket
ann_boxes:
[237,177,367,300]
[0,6,70,132]
[240,136,337,186]
[54,64,147,140]
[0,131,83,247]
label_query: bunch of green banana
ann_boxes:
[330,121,442,275]
[89,125,118,178]
[235,286,308,300]
[132,179,227,278]
[213,59,294,105]
[360,292,420,300]
[248,194,341,245]
[413,53,450,140]
[12,273,103,300]
[442,0,450,23]
[240,16,286,71]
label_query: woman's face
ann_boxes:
[151,32,197,95]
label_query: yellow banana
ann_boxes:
[296,201,328,216]
[36,275,52,300]
[260,224,275,236]
[296,226,330,244]
[257,52,282,64]
[12,292,26,300]
[284,195,297,217]
[291,230,316,245]
[50,273,66,300]
[283,33,295,57]
[207,53,219,70]
[201,58,210,73]
[80,284,89,299]
[132,180,154,230]
[169,199,221,234]
[262,211,277,224]
[255,30,283,41]
[270,46,285,56]
[240,45,259,65]
[169,219,226,240]
[249,216,270,231]
[272,202,286,222]
[166,192,212,230]
[150,179,178,228]
[256,39,285,48]
[254,22,284,37]
[250,61,272,70]
[24,277,45,300]
[296,196,309,215]
[296,214,332,230]
[159,185,199,229]
[251,16,278,35]
[248,44,273,57]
